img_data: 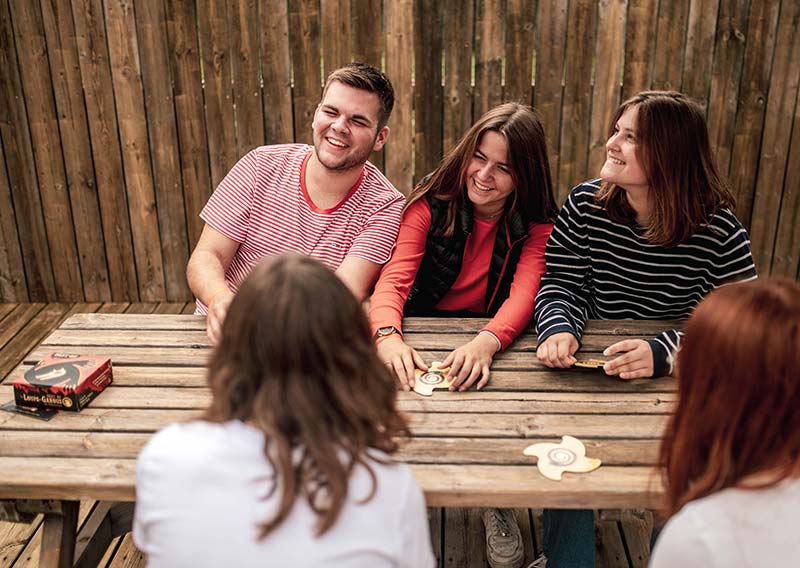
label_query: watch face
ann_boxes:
[376,326,398,338]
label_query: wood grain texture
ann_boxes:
[0,136,26,301]
[413,0,443,184]
[621,0,657,99]
[474,0,504,117]
[384,0,413,190]
[289,0,322,146]
[228,0,264,156]
[442,0,473,154]
[681,0,721,110]
[260,0,294,143]
[321,0,351,75]
[651,0,689,91]
[771,82,800,279]
[504,0,535,106]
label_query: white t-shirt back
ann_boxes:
[133,420,435,568]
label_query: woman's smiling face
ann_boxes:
[601,105,649,194]
[465,130,516,218]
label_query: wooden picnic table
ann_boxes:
[0,314,676,567]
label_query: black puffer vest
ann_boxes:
[404,192,530,317]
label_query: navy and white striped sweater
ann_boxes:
[534,180,757,376]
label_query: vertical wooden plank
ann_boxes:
[772,90,800,279]
[289,0,322,146]
[651,0,690,91]
[260,0,294,144]
[427,507,443,566]
[350,0,384,170]
[71,0,139,301]
[104,0,167,300]
[513,508,536,566]
[557,0,597,201]
[596,518,627,568]
[0,135,27,301]
[414,0,443,183]
[748,0,800,275]
[165,0,214,249]
[505,0,535,106]
[728,0,781,228]
[620,509,654,567]
[40,0,111,301]
[442,0,473,154]
[534,0,568,197]
[135,0,190,301]
[321,0,351,75]
[39,502,79,568]
[228,0,265,155]
[384,0,413,190]
[706,0,751,177]
[474,0,504,117]
[9,0,83,301]
[681,0,721,111]
[442,508,485,568]
[621,0,658,99]
[196,0,236,187]
[588,0,628,177]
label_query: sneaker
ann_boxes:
[481,508,524,568]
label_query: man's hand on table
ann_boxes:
[536,332,579,368]
[206,290,235,345]
[377,335,428,390]
[602,339,654,379]
[442,332,499,391]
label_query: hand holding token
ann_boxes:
[412,362,453,396]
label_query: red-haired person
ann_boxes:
[370,102,557,568]
[532,91,756,567]
[134,254,435,567]
[651,279,800,567]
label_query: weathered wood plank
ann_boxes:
[70,0,139,301]
[0,137,26,302]
[620,509,654,567]
[384,0,413,191]
[426,507,442,566]
[289,0,322,147]
[260,0,294,144]
[651,0,689,91]
[442,0,473,154]
[350,0,384,170]
[748,0,800,275]
[0,304,17,325]
[597,516,628,568]
[8,501,92,568]
[39,0,110,302]
[0,304,45,353]
[473,0,503,117]
[104,0,167,301]
[533,0,568,196]
[504,0,535,106]
[441,508,484,568]
[681,0,720,111]
[229,0,264,156]
[413,0,443,185]
[771,85,800,279]
[588,0,627,176]
[0,304,70,382]
[152,303,188,315]
[621,0,658,99]
[9,0,83,302]
[106,533,144,568]
[321,0,351,76]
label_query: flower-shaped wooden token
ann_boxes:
[523,436,601,481]
[413,362,453,396]
[572,358,608,369]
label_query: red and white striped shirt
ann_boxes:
[197,144,404,313]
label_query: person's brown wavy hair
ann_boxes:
[203,254,409,537]
[596,91,735,247]
[660,279,800,517]
[406,102,558,236]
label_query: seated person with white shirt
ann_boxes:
[651,279,800,568]
[134,254,435,568]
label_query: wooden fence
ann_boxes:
[0,0,798,302]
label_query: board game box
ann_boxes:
[12,353,113,412]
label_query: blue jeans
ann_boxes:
[543,509,595,568]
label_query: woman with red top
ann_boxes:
[369,102,557,568]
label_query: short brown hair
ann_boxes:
[204,254,409,537]
[406,102,558,236]
[323,62,395,129]
[596,91,735,247]
[660,279,800,517]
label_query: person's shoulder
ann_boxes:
[568,179,602,201]
[696,208,749,245]
[360,161,404,203]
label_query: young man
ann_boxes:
[187,63,403,343]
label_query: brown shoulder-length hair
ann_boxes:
[596,91,735,247]
[203,254,409,537]
[660,279,800,517]
[406,102,558,236]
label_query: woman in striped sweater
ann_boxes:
[531,91,756,567]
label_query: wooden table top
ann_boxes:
[0,314,678,509]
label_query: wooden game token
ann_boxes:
[412,362,453,396]
[572,358,608,369]
[523,435,602,481]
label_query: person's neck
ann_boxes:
[473,203,504,221]
[623,186,651,225]
[305,153,363,209]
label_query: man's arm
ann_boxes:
[335,255,383,301]
[187,225,241,343]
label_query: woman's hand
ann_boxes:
[602,339,654,379]
[536,332,579,368]
[377,335,428,390]
[442,333,499,392]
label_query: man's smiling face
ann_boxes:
[311,81,388,173]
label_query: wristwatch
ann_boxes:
[373,326,401,341]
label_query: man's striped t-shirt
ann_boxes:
[534,180,757,376]
[196,144,404,314]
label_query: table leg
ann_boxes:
[39,500,79,568]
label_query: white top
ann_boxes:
[650,478,800,568]
[133,420,435,568]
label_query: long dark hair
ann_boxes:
[596,91,735,247]
[660,279,800,517]
[406,102,558,236]
[204,254,409,537]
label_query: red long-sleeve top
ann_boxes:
[369,199,553,350]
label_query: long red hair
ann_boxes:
[660,279,800,516]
